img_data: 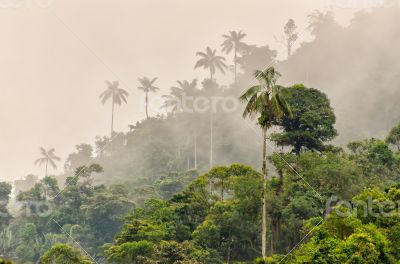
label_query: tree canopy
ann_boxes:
[271,84,337,154]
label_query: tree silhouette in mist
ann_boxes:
[34,147,61,176]
[137,77,160,119]
[99,81,128,137]
[195,47,227,81]
[284,19,298,58]
[221,30,246,82]
[162,79,197,113]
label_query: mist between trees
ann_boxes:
[2,6,400,264]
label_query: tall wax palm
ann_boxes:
[194,47,227,81]
[34,148,61,177]
[221,30,246,82]
[172,79,197,97]
[240,67,291,259]
[162,79,197,113]
[99,81,129,137]
[161,94,180,113]
[137,77,160,119]
[162,79,199,169]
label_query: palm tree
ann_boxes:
[201,78,220,170]
[34,148,61,176]
[99,81,129,137]
[137,77,160,119]
[240,67,291,259]
[162,79,199,169]
[195,47,227,81]
[162,79,197,113]
[221,30,246,82]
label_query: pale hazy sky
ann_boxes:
[0,0,374,181]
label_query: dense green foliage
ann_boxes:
[271,84,337,154]
[3,7,400,264]
[41,244,93,264]
[287,187,400,263]
[4,125,400,263]
[103,164,263,263]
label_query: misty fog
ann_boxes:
[0,0,365,181]
[3,1,400,263]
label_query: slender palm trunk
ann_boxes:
[210,68,213,81]
[210,111,213,170]
[45,159,48,177]
[234,45,237,83]
[145,92,149,119]
[111,97,115,137]
[261,127,268,260]
[194,132,197,169]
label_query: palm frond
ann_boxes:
[137,86,147,92]
[51,155,61,161]
[194,59,206,69]
[114,96,122,106]
[40,147,46,156]
[100,91,112,104]
[49,159,57,170]
[150,77,158,85]
[242,93,258,119]
[239,85,262,101]
[120,94,128,104]
[240,67,290,128]
[195,52,207,58]
[34,158,43,165]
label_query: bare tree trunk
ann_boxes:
[261,127,268,260]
